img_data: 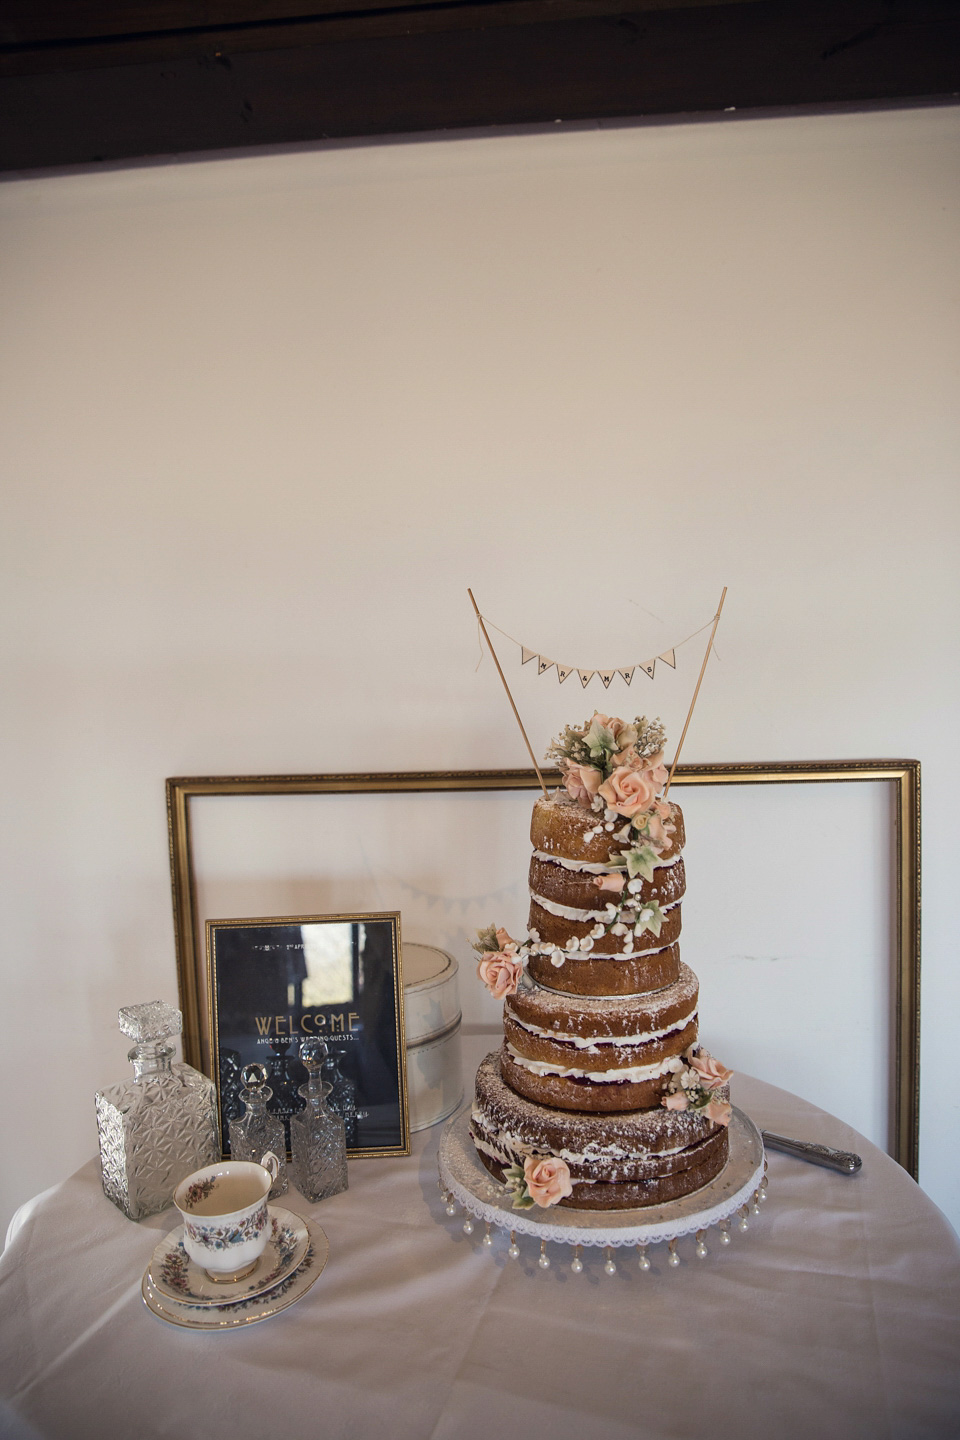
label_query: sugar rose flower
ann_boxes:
[643,750,669,788]
[690,1053,734,1090]
[477,951,523,999]
[644,810,670,851]
[704,1097,732,1127]
[662,1091,689,1112]
[594,873,626,894]
[495,927,519,953]
[562,762,604,807]
[598,765,659,818]
[523,1155,573,1207]
[588,713,638,755]
[581,713,619,737]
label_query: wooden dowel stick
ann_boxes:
[663,586,727,798]
[468,589,548,798]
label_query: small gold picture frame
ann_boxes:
[207,911,409,1160]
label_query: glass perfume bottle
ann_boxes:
[95,1000,220,1222]
[291,1039,348,1202]
[229,1063,288,1199]
[321,1044,358,1147]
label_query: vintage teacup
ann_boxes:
[173,1153,281,1282]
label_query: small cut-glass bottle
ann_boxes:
[95,1000,220,1222]
[291,1039,348,1202]
[321,1044,358,1147]
[229,1063,288,1199]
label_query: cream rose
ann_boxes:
[477,952,523,999]
[523,1155,573,1207]
[644,750,669,788]
[562,762,604,807]
[598,765,659,818]
[690,1053,734,1090]
[593,873,626,894]
[703,1097,732,1127]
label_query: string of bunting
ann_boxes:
[468,587,727,803]
[482,615,716,690]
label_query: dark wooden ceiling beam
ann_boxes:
[1,1,958,173]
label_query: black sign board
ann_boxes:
[207,913,409,1160]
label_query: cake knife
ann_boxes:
[761,1131,862,1175]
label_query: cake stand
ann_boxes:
[437,1105,766,1273]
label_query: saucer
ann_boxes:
[149,1206,310,1308]
[142,1217,328,1330]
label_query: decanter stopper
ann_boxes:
[290,1038,348,1202]
[95,1000,220,1222]
[228,1062,288,1198]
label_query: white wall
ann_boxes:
[1,106,958,1237]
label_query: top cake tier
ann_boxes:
[526,793,686,997]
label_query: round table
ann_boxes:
[2,1033,958,1440]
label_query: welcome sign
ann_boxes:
[207,912,409,1160]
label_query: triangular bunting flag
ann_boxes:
[658,649,676,668]
[599,670,616,689]
[556,665,573,683]
[618,667,635,685]
[577,670,595,688]
[640,660,656,679]
[521,647,538,666]
[538,656,554,675]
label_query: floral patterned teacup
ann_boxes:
[173,1153,281,1282]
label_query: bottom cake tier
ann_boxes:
[470,1049,729,1211]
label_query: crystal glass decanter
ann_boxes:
[291,1039,348,1202]
[321,1044,358,1147]
[229,1063,288,1199]
[95,1000,220,1222]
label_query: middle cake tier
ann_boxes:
[502,965,699,1113]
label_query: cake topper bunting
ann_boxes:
[470,586,727,797]
[489,616,704,689]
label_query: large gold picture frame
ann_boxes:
[167,760,920,1176]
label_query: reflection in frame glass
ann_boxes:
[168,761,919,1176]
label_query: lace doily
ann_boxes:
[438,1106,765,1248]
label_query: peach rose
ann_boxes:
[598,765,659,818]
[477,952,523,999]
[593,873,626,894]
[523,1155,573,1207]
[662,1091,689,1112]
[562,762,604,807]
[644,750,669,788]
[643,810,670,851]
[583,713,619,737]
[690,1053,734,1090]
[495,927,519,952]
[704,1098,732,1127]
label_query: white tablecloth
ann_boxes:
[2,1032,959,1440]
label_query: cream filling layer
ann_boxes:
[532,849,681,875]
[530,892,681,923]
[470,1109,694,1164]
[506,1042,683,1084]
[504,1005,697,1050]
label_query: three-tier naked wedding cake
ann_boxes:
[469,713,733,1212]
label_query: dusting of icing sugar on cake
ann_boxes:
[468,711,733,1210]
